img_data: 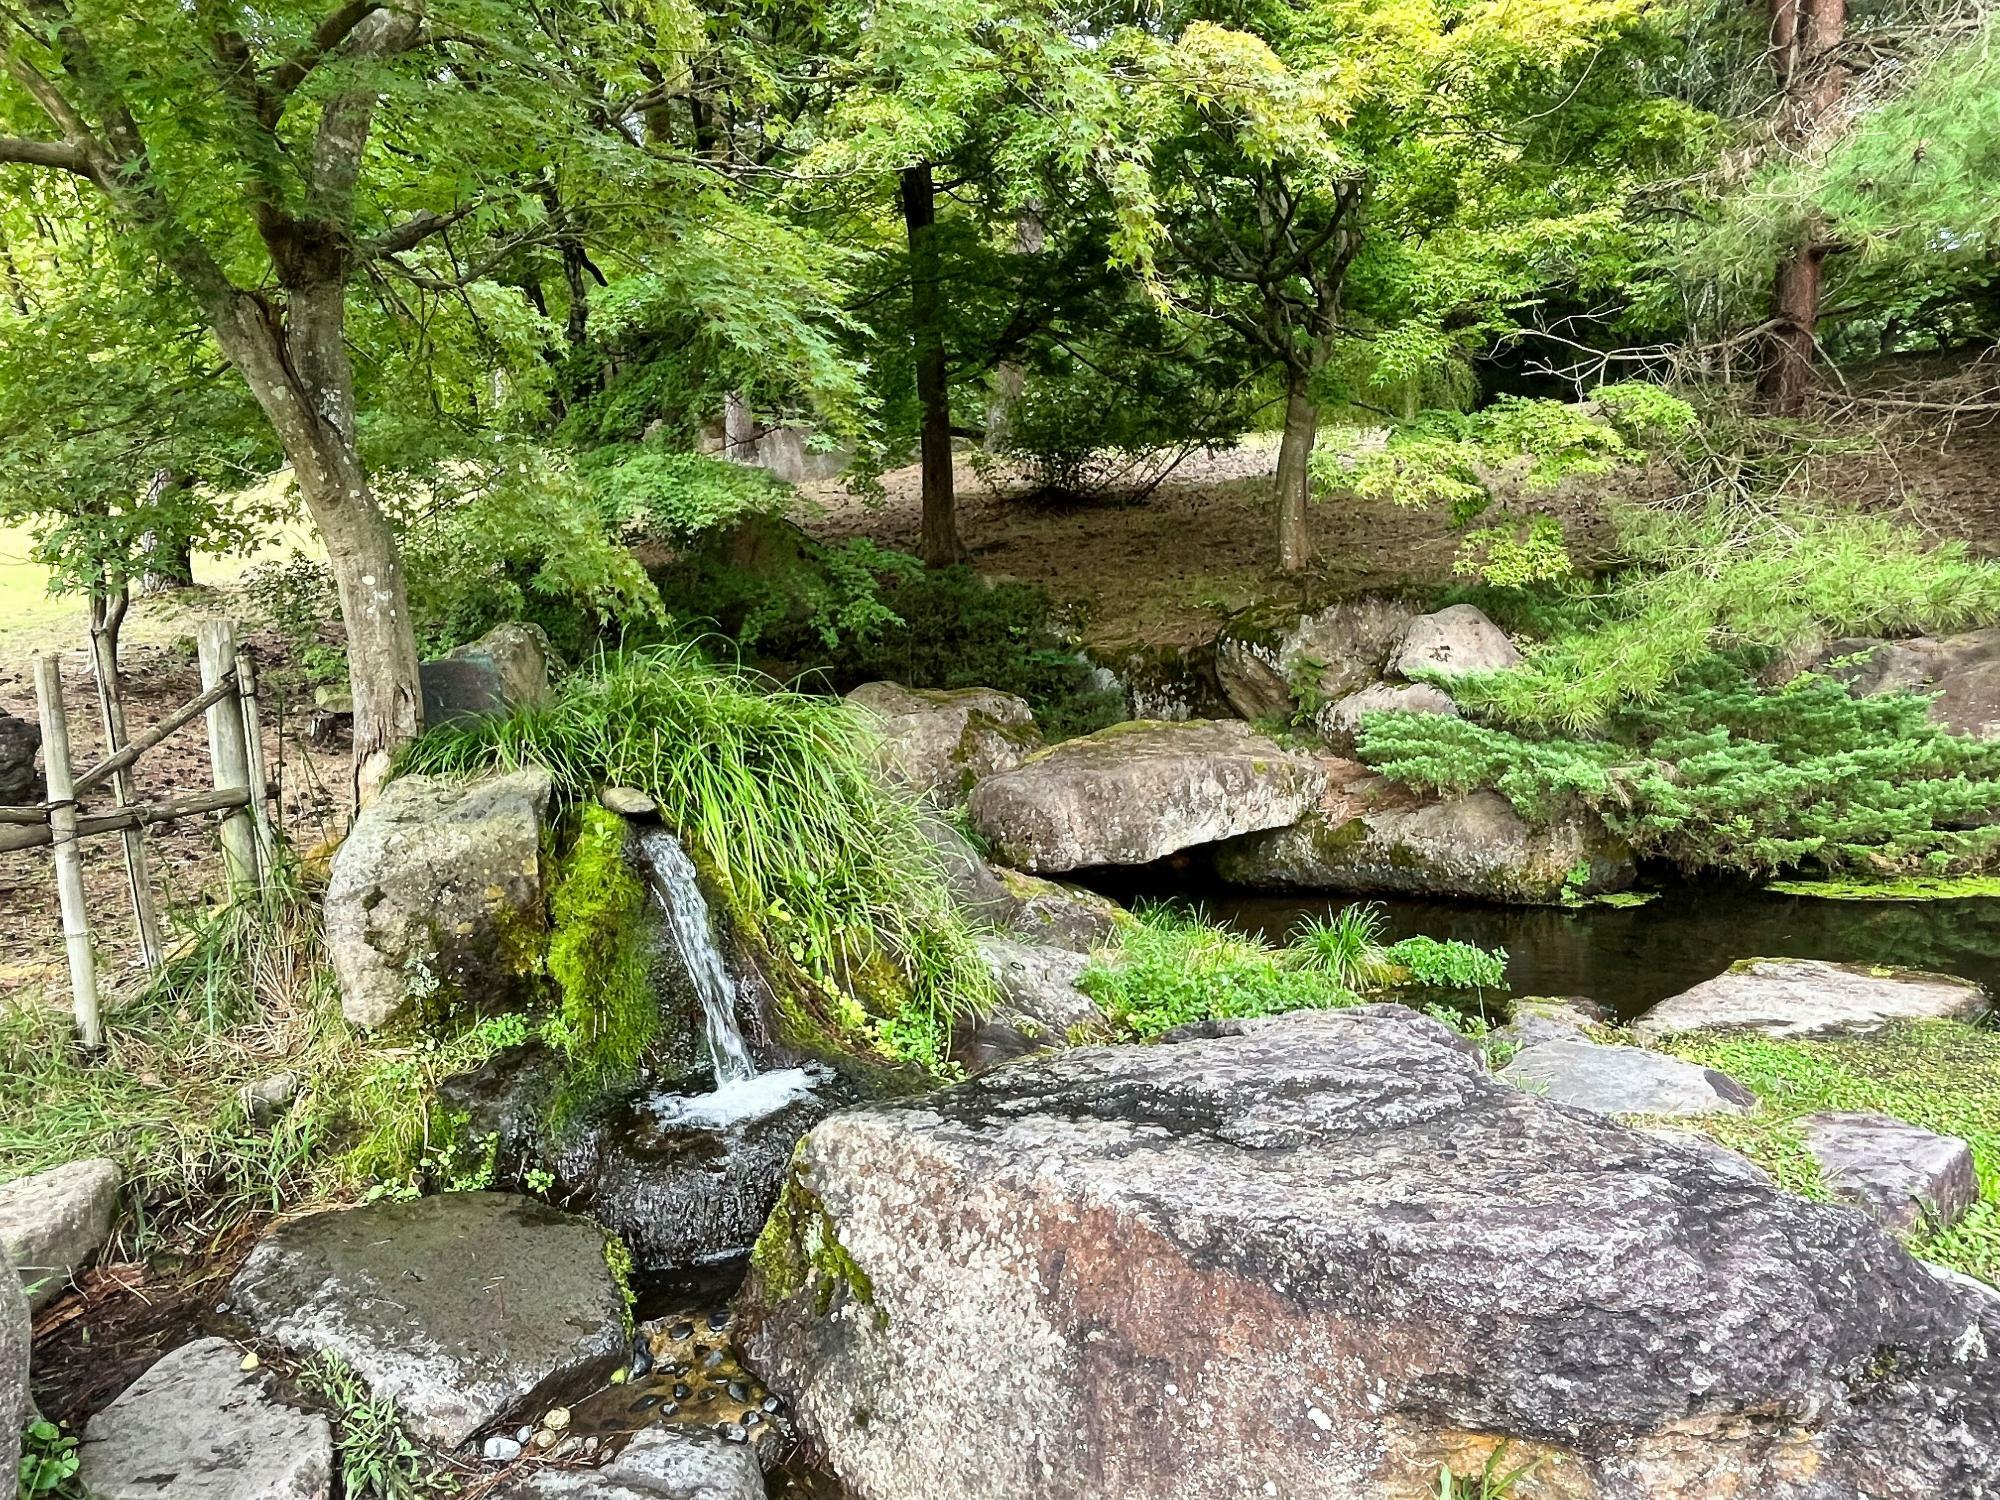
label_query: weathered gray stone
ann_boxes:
[993,867,1128,952]
[0,1156,120,1309]
[1632,958,1988,1041]
[955,937,1107,1071]
[1928,657,2000,739]
[1317,680,1457,754]
[1794,628,2000,739]
[1082,643,1232,722]
[1498,1037,1758,1118]
[222,1193,627,1450]
[0,708,40,805]
[966,720,1325,872]
[1486,995,1609,1052]
[1213,598,1420,723]
[1215,789,1634,905]
[79,1336,333,1500]
[740,1008,1999,1500]
[846,682,1041,804]
[1633,1127,1774,1185]
[325,768,551,1029]
[601,785,659,818]
[1390,603,1522,680]
[422,622,553,727]
[488,1425,765,1499]
[0,1240,26,1482]
[1802,1112,1979,1236]
[238,1072,301,1128]
[917,813,1016,927]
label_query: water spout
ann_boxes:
[636,828,757,1086]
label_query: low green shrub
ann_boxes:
[399,644,994,1071]
[1662,1022,1999,1283]
[1385,935,1509,992]
[1359,658,2000,877]
[581,444,791,538]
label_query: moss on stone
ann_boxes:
[543,805,660,1104]
[1767,875,2000,902]
[750,1164,883,1324]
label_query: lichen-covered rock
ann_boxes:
[1213,788,1634,904]
[1213,598,1420,724]
[953,937,1106,1071]
[993,867,1129,952]
[737,1008,2000,1500]
[0,1156,119,1309]
[1390,603,1522,680]
[1498,1036,1759,1118]
[0,1240,26,1483]
[1080,642,1232,722]
[222,1193,627,1450]
[325,768,552,1029]
[1632,958,1988,1041]
[488,1426,765,1499]
[846,682,1041,804]
[1317,680,1457,754]
[78,1337,333,1500]
[966,720,1324,872]
[0,707,40,805]
[421,621,554,727]
[1802,1112,1979,1236]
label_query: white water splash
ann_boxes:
[646,1067,823,1130]
[636,828,757,1087]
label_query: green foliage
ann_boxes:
[1359,658,2000,878]
[17,1420,82,1499]
[582,446,793,539]
[1385,936,1509,992]
[296,1351,449,1500]
[544,805,660,1097]
[400,644,994,1071]
[1437,1443,1542,1500]
[1663,1023,2000,1283]
[1287,905,1397,992]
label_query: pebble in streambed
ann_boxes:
[547,1302,787,1464]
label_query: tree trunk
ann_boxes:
[1759,0,1847,413]
[1758,245,1826,416]
[901,163,963,568]
[136,468,195,595]
[206,280,421,804]
[1273,372,1319,575]
[723,391,760,463]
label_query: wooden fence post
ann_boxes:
[88,603,164,969]
[197,620,260,893]
[233,645,276,868]
[32,653,102,1048]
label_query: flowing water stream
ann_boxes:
[637,827,759,1085]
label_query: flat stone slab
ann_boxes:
[966,719,1324,872]
[1633,958,1987,1040]
[222,1192,627,1450]
[0,1156,119,1309]
[1498,1037,1758,1118]
[79,1336,332,1500]
[1803,1112,1979,1236]
[489,1427,765,1499]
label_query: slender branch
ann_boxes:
[0,135,90,175]
[267,0,386,108]
[364,198,486,257]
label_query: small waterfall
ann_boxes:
[636,828,757,1086]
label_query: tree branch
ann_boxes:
[267,0,385,108]
[0,135,91,175]
[363,199,486,257]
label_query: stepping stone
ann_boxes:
[0,1157,119,1309]
[1498,1037,1758,1118]
[222,1192,627,1450]
[1633,958,1986,1041]
[488,1425,765,1499]
[79,1337,332,1500]
[1802,1112,1979,1236]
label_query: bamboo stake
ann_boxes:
[233,645,276,867]
[0,787,253,854]
[32,653,101,1048]
[89,595,164,969]
[197,620,259,893]
[73,672,235,796]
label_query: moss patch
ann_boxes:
[543,804,661,1105]
[1766,875,2000,902]
[1663,1021,2000,1283]
[750,1165,883,1324]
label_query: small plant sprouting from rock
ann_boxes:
[17,1418,83,1498]
[1436,1442,1542,1499]
[297,1351,450,1500]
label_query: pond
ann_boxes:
[1130,881,2000,1024]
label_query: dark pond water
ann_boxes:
[1131,881,2000,1024]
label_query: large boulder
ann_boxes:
[0,707,39,805]
[966,720,1325,872]
[953,936,1107,1071]
[1497,1036,1759,1118]
[78,1336,334,1500]
[1633,958,1988,1041]
[1214,786,1634,905]
[1390,603,1522,680]
[738,1008,2000,1499]
[421,622,554,727]
[1795,627,2000,738]
[222,1193,627,1450]
[0,1156,119,1310]
[1802,1112,1979,1236]
[992,868,1128,953]
[1081,642,1233,723]
[846,683,1042,805]
[489,1427,766,1500]
[1317,681,1457,755]
[1213,598,1420,724]
[0,1240,26,1483]
[325,767,552,1029]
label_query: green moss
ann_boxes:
[543,804,660,1103]
[1767,875,2000,901]
[750,1165,882,1323]
[1663,1021,2000,1283]
[1587,890,1657,909]
[603,1233,638,1336]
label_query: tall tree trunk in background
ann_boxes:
[136,468,194,595]
[206,272,421,805]
[987,201,1044,451]
[723,390,760,463]
[1759,0,1847,415]
[901,163,963,568]
[1273,368,1319,574]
